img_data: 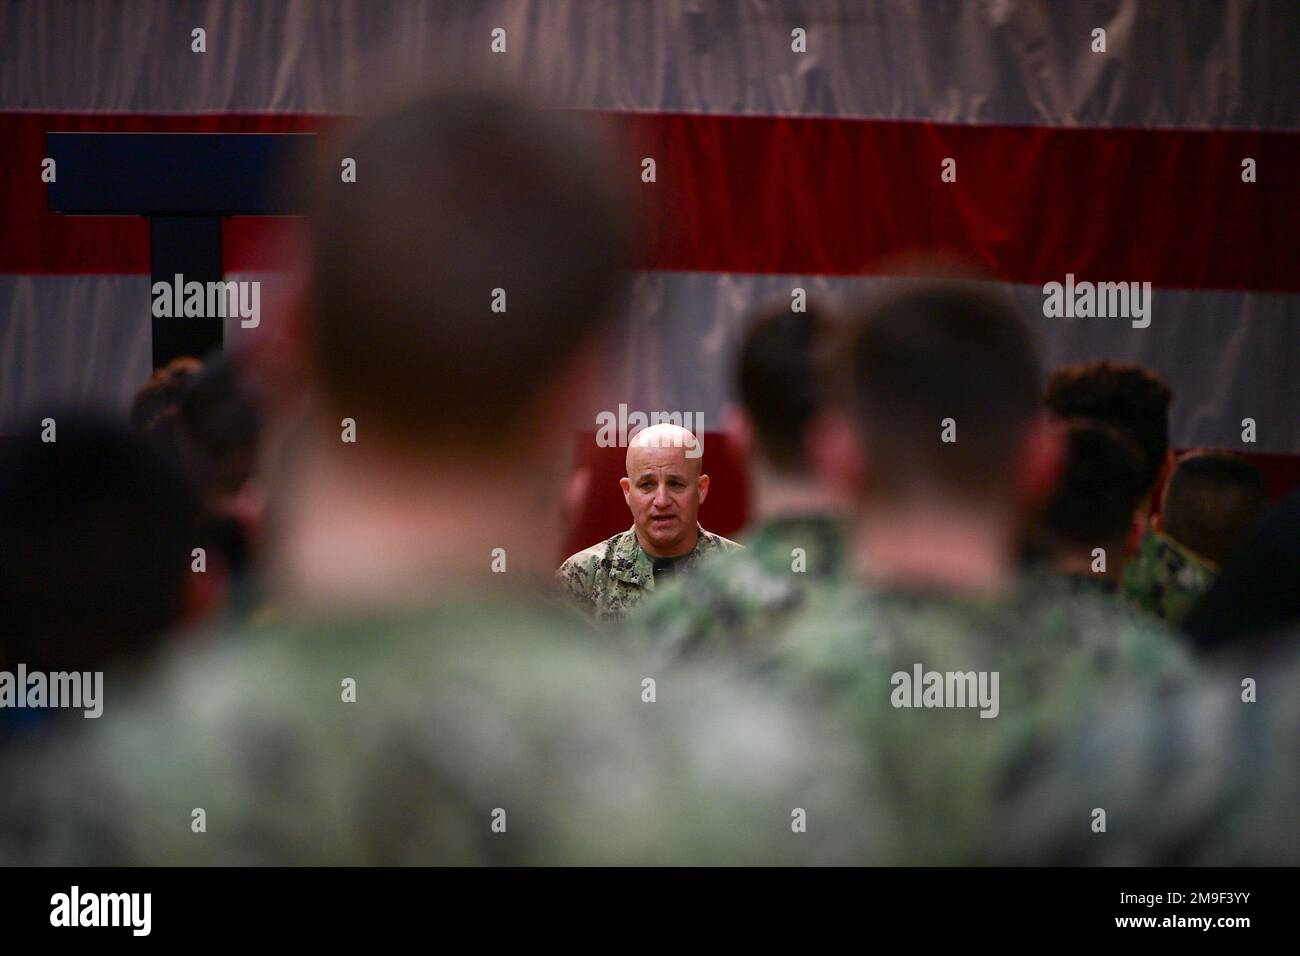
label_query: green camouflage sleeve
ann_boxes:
[633,562,807,668]
[631,571,714,654]
[0,608,889,865]
[992,644,1299,865]
[1121,534,1215,626]
[556,550,596,606]
[713,534,745,556]
[755,578,1204,863]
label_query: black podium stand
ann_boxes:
[46,132,315,368]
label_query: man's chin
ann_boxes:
[642,521,691,552]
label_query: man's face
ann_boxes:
[621,442,708,557]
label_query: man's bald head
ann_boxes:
[621,424,710,558]
[625,424,702,478]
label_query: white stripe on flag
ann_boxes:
[4,271,1297,455]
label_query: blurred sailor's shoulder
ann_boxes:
[1122,528,1217,626]
[994,630,1300,865]
[633,514,848,665]
[0,588,881,865]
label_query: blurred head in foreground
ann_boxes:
[0,91,874,867]
[0,418,210,675]
[728,298,847,522]
[1184,489,1300,652]
[274,87,631,602]
[753,280,1190,866]
[814,281,1058,593]
[1157,450,1266,569]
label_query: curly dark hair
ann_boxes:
[1043,361,1172,492]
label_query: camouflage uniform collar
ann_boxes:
[1016,559,1115,592]
[856,571,1018,613]
[747,514,847,576]
[609,524,716,590]
[753,513,841,534]
[1052,570,1119,596]
[259,576,578,636]
[1149,529,1218,574]
[750,514,845,544]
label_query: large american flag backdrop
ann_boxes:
[2,1,1297,555]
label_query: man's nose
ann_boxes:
[652,484,672,507]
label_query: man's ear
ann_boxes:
[807,409,865,498]
[620,475,632,507]
[1014,415,1065,512]
[697,473,710,506]
[722,405,754,464]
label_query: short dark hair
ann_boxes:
[312,89,631,451]
[0,419,199,671]
[839,282,1042,498]
[1042,418,1148,548]
[1183,490,1300,647]
[736,300,834,472]
[1043,362,1172,493]
[1162,451,1267,566]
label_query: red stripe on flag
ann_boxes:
[610,111,1299,290]
[2,111,1298,291]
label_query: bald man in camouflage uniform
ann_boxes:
[633,300,850,662]
[559,423,740,625]
[0,91,878,866]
